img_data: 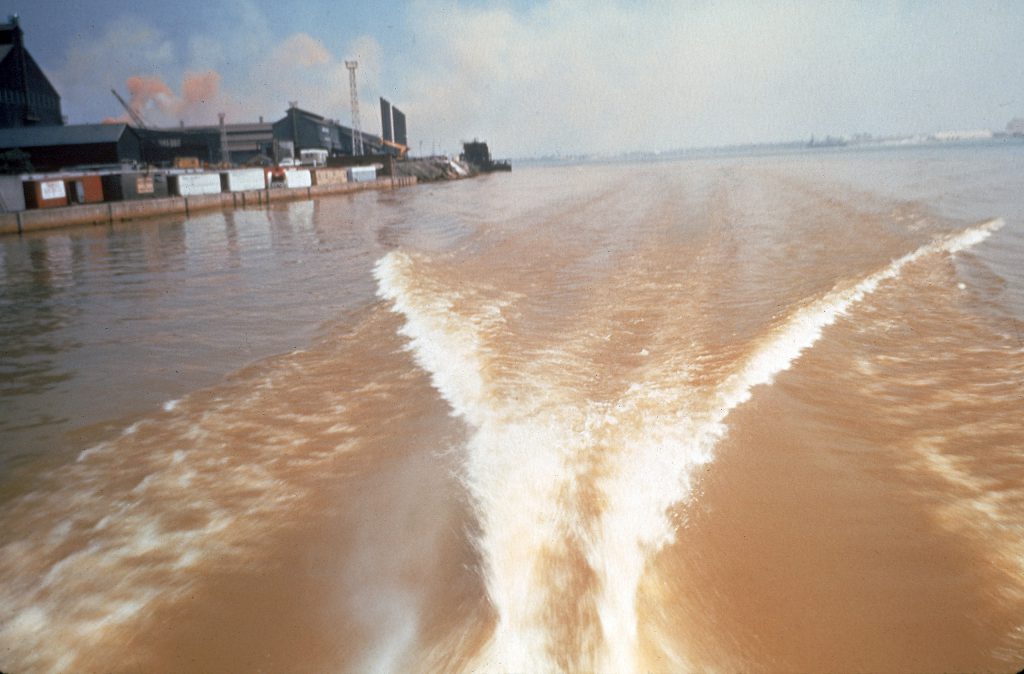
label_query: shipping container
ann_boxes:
[347,166,377,183]
[282,169,312,188]
[23,178,69,209]
[64,174,104,204]
[100,172,170,201]
[0,175,26,212]
[311,168,348,186]
[220,168,266,192]
[168,172,222,197]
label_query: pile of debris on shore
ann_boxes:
[391,141,511,183]
[392,157,470,182]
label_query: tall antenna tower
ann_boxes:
[345,60,364,156]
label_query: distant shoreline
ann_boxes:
[515,135,1024,167]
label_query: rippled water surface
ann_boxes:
[1,143,1023,672]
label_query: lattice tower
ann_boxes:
[345,61,364,156]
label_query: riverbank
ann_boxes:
[0,175,418,236]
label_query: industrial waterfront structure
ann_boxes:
[0,16,500,230]
[0,124,141,171]
[0,20,409,171]
[379,98,408,155]
[174,120,274,165]
[272,105,387,160]
[0,103,407,172]
[461,140,511,172]
[346,61,364,156]
[0,15,62,128]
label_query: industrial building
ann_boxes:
[170,120,274,165]
[0,105,399,171]
[135,124,271,167]
[0,124,141,171]
[0,15,62,128]
[272,105,388,159]
[134,127,221,166]
[0,19,410,172]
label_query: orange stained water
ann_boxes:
[1,146,1023,672]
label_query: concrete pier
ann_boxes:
[0,176,418,236]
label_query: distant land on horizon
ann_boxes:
[513,128,1024,165]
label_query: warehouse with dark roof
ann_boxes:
[0,124,141,171]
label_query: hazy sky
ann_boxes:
[4,0,1024,157]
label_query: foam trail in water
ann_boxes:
[374,251,491,426]
[0,337,376,672]
[378,252,582,669]
[590,218,1007,668]
[715,218,1004,413]
[374,219,1004,671]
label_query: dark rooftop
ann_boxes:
[0,124,132,148]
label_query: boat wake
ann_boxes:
[375,218,1004,671]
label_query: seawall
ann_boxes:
[0,176,418,236]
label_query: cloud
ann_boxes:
[224,32,383,131]
[51,2,383,130]
[51,0,1024,153]
[398,1,820,155]
[94,26,384,130]
[396,0,1024,156]
[50,15,177,123]
[275,34,332,68]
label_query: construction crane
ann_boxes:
[111,88,148,129]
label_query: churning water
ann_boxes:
[1,143,1023,672]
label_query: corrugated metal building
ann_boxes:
[0,124,142,171]
[272,106,384,157]
[0,16,62,128]
[134,122,271,167]
[273,107,344,156]
[178,121,273,164]
[136,128,217,166]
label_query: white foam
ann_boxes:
[76,441,111,463]
[373,219,1005,670]
[717,218,1004,414]
[374,251,514,428]
[0,345,380,673]
[7,605,47,635]
[47,519,73,544]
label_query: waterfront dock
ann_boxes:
[0,175,417,236]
